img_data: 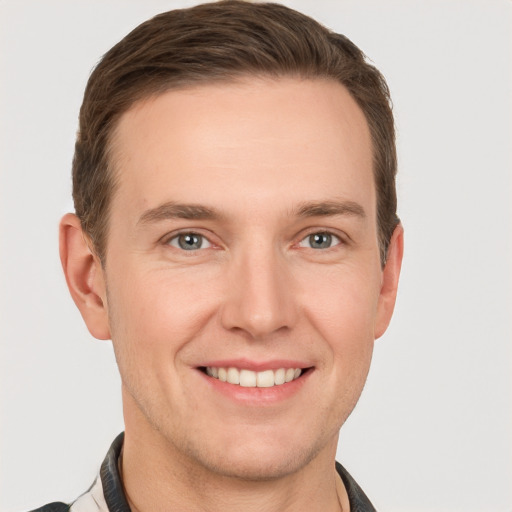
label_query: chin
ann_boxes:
[172,425,331,482]
[191,445,315,481]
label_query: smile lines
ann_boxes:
[204,367,303,388]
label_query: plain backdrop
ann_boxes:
[1,1,511,511]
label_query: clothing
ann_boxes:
[30,433,376,512]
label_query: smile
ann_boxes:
[203,367,303,388]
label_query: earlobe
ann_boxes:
[59,213,111,340]
[374,223,404,339]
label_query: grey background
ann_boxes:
[1,1,511,511]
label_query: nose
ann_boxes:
[220,245,298,339]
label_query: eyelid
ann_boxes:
[159,227,348,251]
[161,229,218,249]
[169,234,211,250]
[298,233,340,249]
[294,228,348,249]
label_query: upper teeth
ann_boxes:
[206,367,302,388]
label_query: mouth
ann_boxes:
[199,366,310,388]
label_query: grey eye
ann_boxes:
[299,232,340,249]
[168,233,211,251]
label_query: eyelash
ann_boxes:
[163,229,345,252]
[297,231,343,250]
[165,231,213,251]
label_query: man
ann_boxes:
[35,1,403,510]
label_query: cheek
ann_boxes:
[300,265,381,346]
[107,267,220,356]
[298,270,378,430]
[106,269,219,412]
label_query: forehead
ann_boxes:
[109,77,374,221]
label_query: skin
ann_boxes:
[60,77,403,512]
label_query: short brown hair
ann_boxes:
[73,0,399,265]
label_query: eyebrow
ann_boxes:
[137,199,366,226]
[137,202,222,225]
[294,200,366,219]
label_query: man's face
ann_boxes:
[98,77,399,479]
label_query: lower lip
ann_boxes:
[197,368,312,405]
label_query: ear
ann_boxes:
[374,223,404,339]
[59,213,111,340]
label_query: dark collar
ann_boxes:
[335,461,377,512]
[100,433,376,512]
[99,433,130,512]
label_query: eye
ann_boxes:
[167,232,212,251]
[298,232,341,250]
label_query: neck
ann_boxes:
[121,399,349,512]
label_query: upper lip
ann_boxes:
[197,359,312,371]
